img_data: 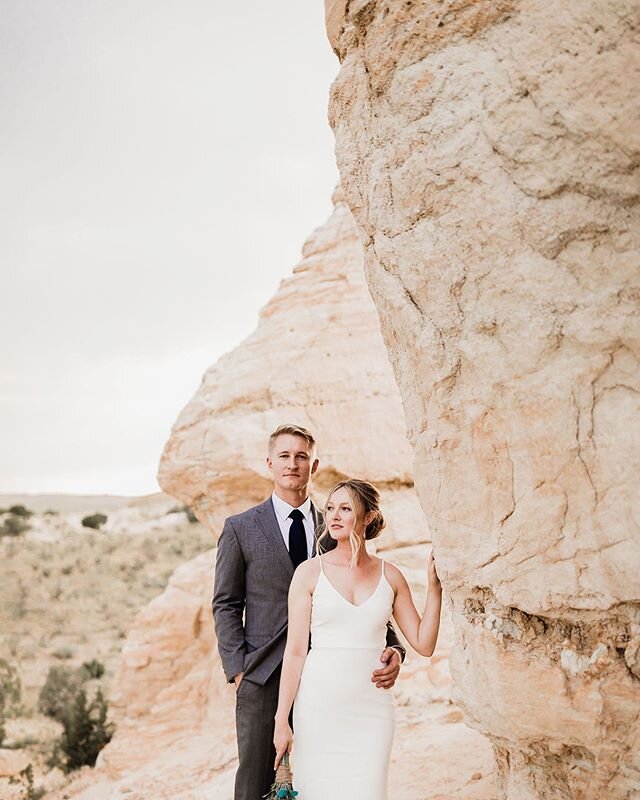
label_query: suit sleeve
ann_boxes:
[212,517,247,682]
[385,620,406,663]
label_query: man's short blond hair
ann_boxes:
[268,424,316,452]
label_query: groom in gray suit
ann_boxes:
[213,424,405,800]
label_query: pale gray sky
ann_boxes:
[1,1,340,495]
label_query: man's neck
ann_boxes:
[273,488,309,508]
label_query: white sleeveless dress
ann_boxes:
[293,556,396,800]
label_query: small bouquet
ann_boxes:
[264,753,298,799]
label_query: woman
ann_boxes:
[273,478,442,800]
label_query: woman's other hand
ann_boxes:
[428,548,441,590]
[273,720,293,769]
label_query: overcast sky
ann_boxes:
[1,1,339,495]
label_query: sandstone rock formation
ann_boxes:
[49,194,497,799]
[158,187,426,549]
[326,2,640,798]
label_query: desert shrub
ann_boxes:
[51,688,113,772]
[184,506,198,523]
[79,659,105,680]
[0,659,22,747]
[38,666,83,722]
[52,646,74,660]
[0,515,30,536]
[0,659,22,716]
[81,513,107,530]
[9,764,45,800]
[8,505,33,518]
[166,505,198,523]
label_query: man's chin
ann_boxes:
[281,477,306,490]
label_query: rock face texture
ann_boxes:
[326,2,640,798]
[158,187,426,549]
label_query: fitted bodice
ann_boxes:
[309,556,395,650]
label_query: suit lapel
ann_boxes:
[255,498,294,578]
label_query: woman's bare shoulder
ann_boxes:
[382,559,408,588]
[291,556,322,590]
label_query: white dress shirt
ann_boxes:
[271,492,315,557]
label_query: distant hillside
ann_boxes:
[0,493,142,513]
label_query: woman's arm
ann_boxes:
[389,550,442,657]
[273,560,316,767]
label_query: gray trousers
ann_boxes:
[234,668,281,800]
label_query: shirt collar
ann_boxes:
[272,491,312,522]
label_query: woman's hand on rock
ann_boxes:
[428,548,441,590]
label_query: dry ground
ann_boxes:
[0,495,213,797]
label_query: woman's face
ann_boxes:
[325,487,360,541]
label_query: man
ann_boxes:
[213,423,405,800]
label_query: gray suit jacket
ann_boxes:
[212,497,405,686]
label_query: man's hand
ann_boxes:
[371,647,401,689]
[233,672,244,689]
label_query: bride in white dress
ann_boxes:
[273,479,442,800]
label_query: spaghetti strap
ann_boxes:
[380,559,385,578]
[318,554,325,574]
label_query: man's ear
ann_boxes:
[311,458,320,475]
[266,455,273,472]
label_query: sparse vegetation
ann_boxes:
[8,763,45,800]
[81,512,108,530]
[0,503,211,787]
[79,658,105,680]
[0,514,31,536]
[38,666,83,723]
[0,658,22,746]
[0,658,22,715]
[8,505,34,518]
[50,687,113,772]
[167,504,199,523]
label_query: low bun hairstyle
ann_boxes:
[326,479,386,541]
[364,508,386,541]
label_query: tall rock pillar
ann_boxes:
[326,2,640,798]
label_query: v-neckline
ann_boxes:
[320,559,385,609]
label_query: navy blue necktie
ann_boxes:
[288,509,307,568]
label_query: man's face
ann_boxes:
[267,434,319,495]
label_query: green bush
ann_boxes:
[79,659,105,681]
[9,763,45,800]
[81,513,108,530]
[0,659,22,747]
[0,659,22,717]
[38,666,82,722]
[0,515,30,536]
[8,505,33,518]
[184,506,198,524]
[51,688,113,773]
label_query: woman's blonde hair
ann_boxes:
[319,479,386,564]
